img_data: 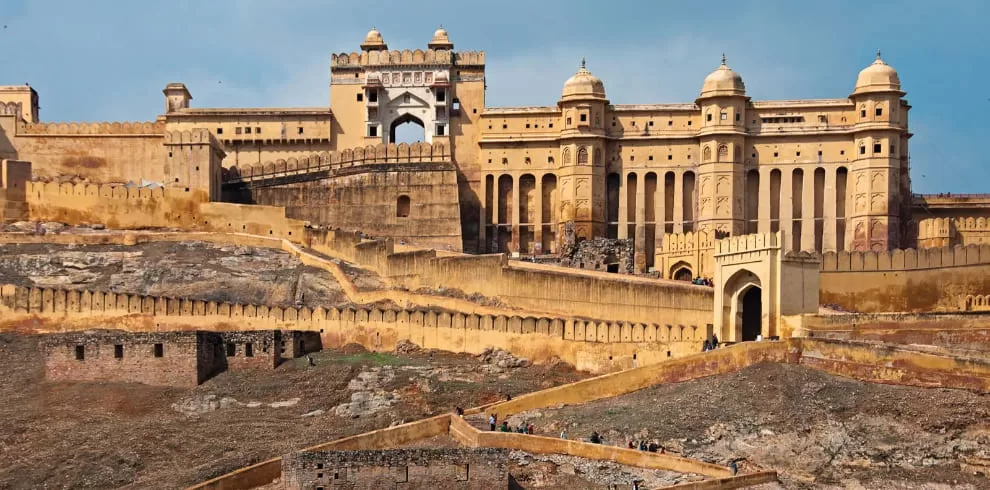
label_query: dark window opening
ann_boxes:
[648,155,654,161]
[235,127,242,135]
[649,121,654,126]
[502,124,507,129]
[548,123,553,128]
[667,155,672,160]
[875,107,882,116]
[397,195,411,217]
[114,344,123,359]
[687,121,692,126]
[773,152,779,157]
[873,143,882,154]
[735,113,741,121]
[297,127,304,135]
[548,156,554,164]
[245,127,251,134]
[436,124,445,136]
[580,114,587,122]
[840,150,845,155]
[245,343,254,357]
[818,150,823,156]
[227,342,236,356]
[154,343,164,357]
[566,117,572,125]
[255,127,261,134]
[796,151,801,157]
[368,126,378,137]
[706,114,712,121]
[216,127,223,134]
[369,91,378,102]
[860,109,866,117]
[75,345,85,361]
[860,146,866,155]
[668,120,673,126]
[436,90,445,102]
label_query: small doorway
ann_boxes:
[741,287,762,341]
[673,267,693,281]
[606,263,619,273]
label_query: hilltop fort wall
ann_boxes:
[223,142,462,251]
[0,159,30,222]
[819,245,990,312]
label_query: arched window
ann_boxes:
[577,146,589,165]
[562,147,571,165]
[396,195,411,218]
[703,146,712,162]
[717,144,729,161]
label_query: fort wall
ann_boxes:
[917,216,990,248]
[0,282,710,373]
[786,312,990,352]
[0,159,30,222]
[819,245,990,312]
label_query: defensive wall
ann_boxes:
[481,338,990,419]
[308,228,715,328]
[785,311,990,353]
[0,159,30,222]
[0,282,711,373]
[222,142,462,251]
[916,216,990,248]
[819,244,990,312]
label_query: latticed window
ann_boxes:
[577,147,589,165]
[562,148,571,165]
[718,144,729,160]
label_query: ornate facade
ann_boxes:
[0,28,982,273]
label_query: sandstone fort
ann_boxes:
[1,26,989,489]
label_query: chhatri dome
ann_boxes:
[853,50,902,95]
[428,25,454,50]
[360,27,387,51]
[561,58,607,102]
[699,54,746,98]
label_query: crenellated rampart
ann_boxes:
[655,231,715,279]
[222,141,449,184]
[916,216,990,248]
[17,120,165,136]
[330,49,484,68]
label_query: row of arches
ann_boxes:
[482,173,559,254]
[744,166,849,252]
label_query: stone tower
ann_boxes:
[556,60,609,246]
[696,55,748,238]
[848,51,908,251]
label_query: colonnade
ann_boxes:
[478,164,851,258]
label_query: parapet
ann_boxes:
[714,231,782,255]
[659,231,715,253]
[16,120,165,135]
[820,244,990,272]
[223,141,450,183]
[163,128,222,148]
[331,49,484,68]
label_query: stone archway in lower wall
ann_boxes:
[718,268,767,342]
[669,261,694,281]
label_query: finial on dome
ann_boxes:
[581,57,586,69]
[721,53,726,66]
[876,48,882,60]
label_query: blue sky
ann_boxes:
[0,0,986,192]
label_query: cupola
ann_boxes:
[852,50,902,95]
[560,58,607,102]
[699,54,746,98]
[428,26,454,50]
[361,27,387,51]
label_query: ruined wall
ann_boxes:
[0,284,710,373]
[820,245,990,312]
[6,120,167,182]
[559,235,634,273]
[25,182,306,241]
[281,448,509,490]
[223,142,462,251]
[218,330,280,370]
[41,330,220,388]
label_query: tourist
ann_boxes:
[306,355,316,367]
[455,406,464,417]
[590,431,602,444]
[505,393,512,401]
[628,441,635,449]
[712,334,719,349]
[730,461,738,475]
[499,421,511,432]
[560,429,568,440]
[516,422,526,433]
[489,414,496,431]
[526,423,534,435]
[648,442,659,452]
[639,441,647,451]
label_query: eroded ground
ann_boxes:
[0,240,385,308]
[0,335,586,489]
[504,362,990,489]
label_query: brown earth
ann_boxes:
[507,362,990,489]
[0,334,587,489]
[0,240,386,309]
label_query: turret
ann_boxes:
[163,83,192,113]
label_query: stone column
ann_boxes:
[780,169,793,250]
[534,174,543,255]
[801,167,815,251]
[655,174,666,249]
[511,173,520,253]
[618,173,628,239]
[823,167,837,252]
[673,171,684,233]
[634,171,647,273]
[758,167,771,234]
[479,175,488,253]
[492,175,501,253]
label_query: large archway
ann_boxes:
[669,260,693,281]
[389,113,425,144]
[740,286,763,341]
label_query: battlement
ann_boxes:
[163,128,222,148]
[715,231,782,255]
[16,120,165,136]
[331,49,484,68]
[0,101,22,119]
[821,244,990,272]
[26,181,167,201]
[659,231,715,253]
[224,141,449,183]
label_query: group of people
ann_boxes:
[701,334,720,352]
[487,413,534,434]
[627,440,665,453]
[691,276,714,287]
